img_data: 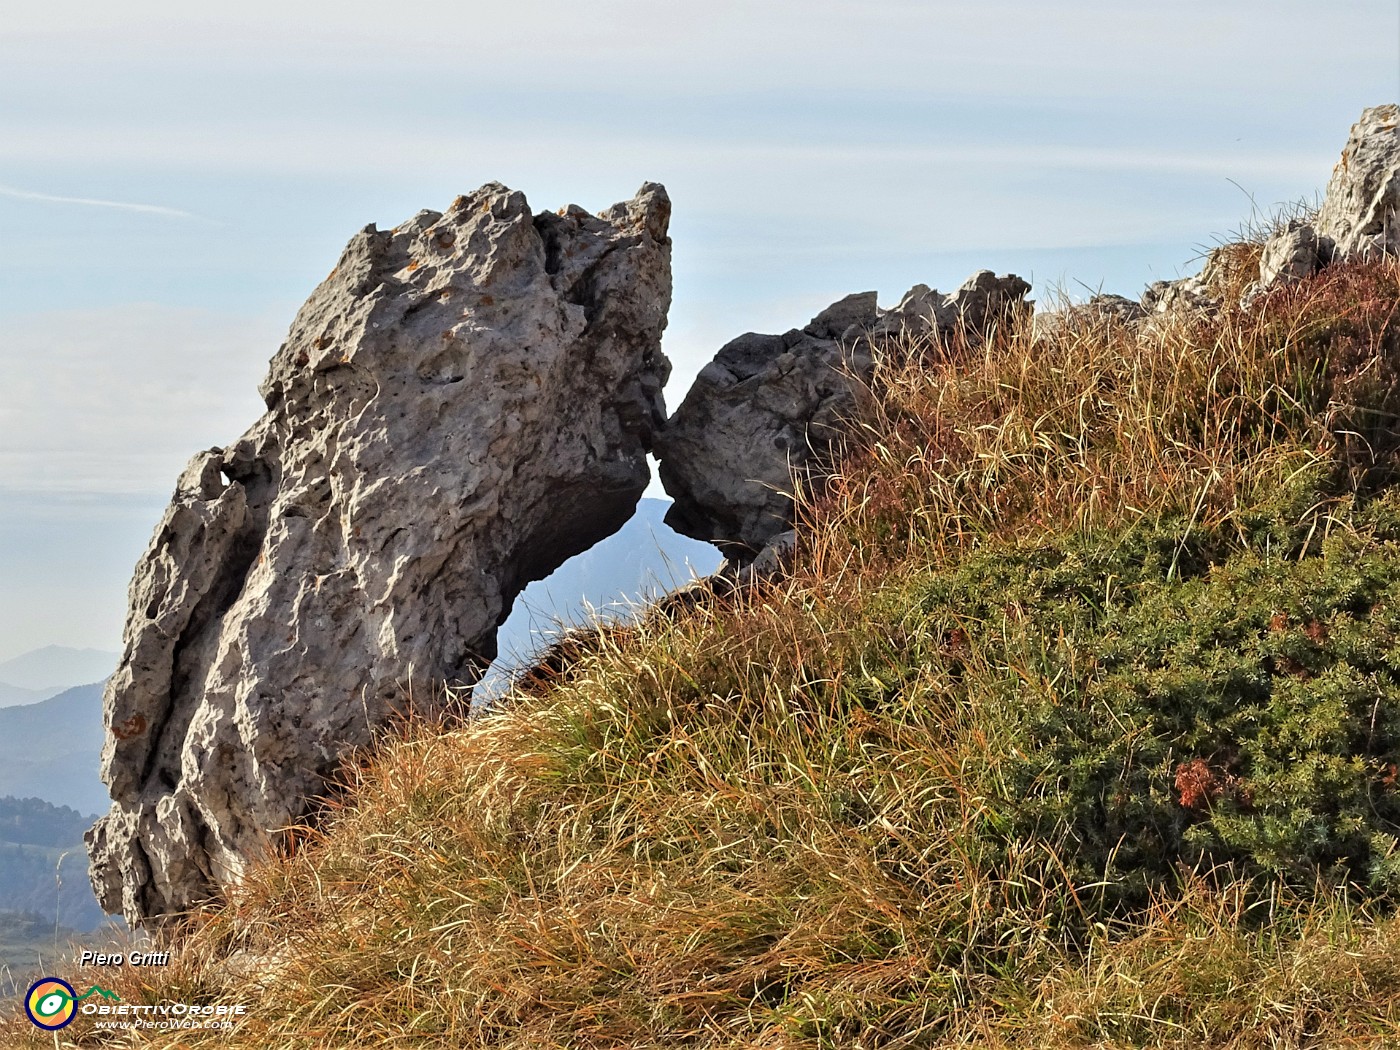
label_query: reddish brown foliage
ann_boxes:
[1175,758,1222,810]
[1175,758,1253,811]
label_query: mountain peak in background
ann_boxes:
[0,645,117,699]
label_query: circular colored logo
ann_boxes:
[25,977,77,1030]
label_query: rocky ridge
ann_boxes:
[1152,105,1400,310]
[1248,105,1400,293]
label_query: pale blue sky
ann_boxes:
[1,0,1397,659]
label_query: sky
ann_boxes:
[1,0,1397,661]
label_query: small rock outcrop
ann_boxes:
[1141,241,1262,318]
[656,271,1029,560]
[1033,293,1148,341]
[1252,104,1398,294]
[1258,223,1324,287]
[1130,107,1400,309]
[88,182,673,926]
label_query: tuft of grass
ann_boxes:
[8,255,1400,1048]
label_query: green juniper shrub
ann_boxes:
[910,491,1400,915]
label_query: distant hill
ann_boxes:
[484,498,720,692]
[0,911,86,997]
[0,645,117,695]
[0,796,110,997]
[0,681,45,709]
[0,797,105,933]
[0,684,106,816]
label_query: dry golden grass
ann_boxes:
[812,255,1400,576]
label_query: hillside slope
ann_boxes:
[9,253,1400,1045]
[0,797,109,999]
[0,684,106,816]
[0,796,104,934]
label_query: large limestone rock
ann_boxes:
[88,182,673,925]
[656,271,1028,560]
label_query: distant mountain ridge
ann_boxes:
[0,682,45,708]
[0,683,106,816]
[0,645,117,699]
[0,703,113,935]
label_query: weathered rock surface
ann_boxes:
[865,271,1032,343]
[941,270,1034,340]
[88,182,673,925]
[1140,241,1262,319]
[656,271,1029,560]
[654,294,877,560]
[1314,104,1400,260]
[1142,273,1214,316]
[1258,222,1323,288]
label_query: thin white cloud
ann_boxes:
[0,123,1331,189]
[0,181,202,220]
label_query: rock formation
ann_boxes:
[1258,223,1323,288]
[653,293,878,561]
[88,182,673,926]
[88,106,1396,930]
[656,271,1029,560]
[1253,104,1398,294]
[1130,107,1400,309]
[1032,293,1148,342]
[1314,104,1400,260]
[1140,240,1263,318]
